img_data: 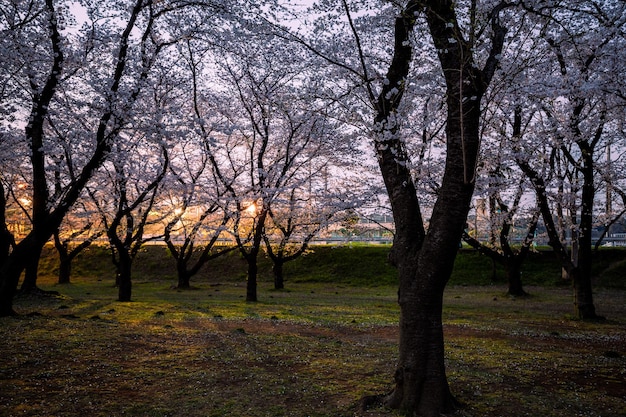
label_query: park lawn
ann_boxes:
[1,264,625,417]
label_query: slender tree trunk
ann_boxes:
[54,236,72,284]
[243,210,267,302]
[574,158,598,319]
[246,254,258,302]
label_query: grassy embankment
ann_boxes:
[35,243,626,288]
[1,245,625,417]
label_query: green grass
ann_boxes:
[2,244,623,417]
[3,275,625,417]
[37,244,626,289]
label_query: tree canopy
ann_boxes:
[1,0,625,415]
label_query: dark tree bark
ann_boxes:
[57,250,72,285]
[462,200,538,297]
[164,211,236,290]
[107,208,135,302]
[240,209,268,302]
[518,149,599,318]
[573,136,598,317]
[528,21,611,319]
[19,244,43,293]
[0,183,15,266]
[171,243,237,289]
[504,261,525,296]
[0,235,45,315]
[103,145,168,303]
[115,245,133,302]
[263,205,320,291]
[176,271,192,289]
[499,208,539,297]
[53,227,103,284]
[272,261,284,290]
[352,1,509,414]
[0,0,63,313]
[0,0,155,316]
[245,253,259,302]
[514,105,601,319]
[464,233,530,297]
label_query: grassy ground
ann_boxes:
[1,245,625,416]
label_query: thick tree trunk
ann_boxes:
[176,261,191,289]
[504,261,527,297]
[380,84,480,415]
[385,260,459,416]
[58,257,72,285]
[570,267,597,319]
[0,260,24,316]
[355,0,506,413]
[0,226,12,267]
[273,260,284,290]
[0,185,13,266]
[19,243,43,293]
[117,250,133,302]
[177,274,191,289]
[0,235,44,316]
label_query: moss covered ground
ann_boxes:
[1,245,624,416]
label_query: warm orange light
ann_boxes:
[245,202,256,216]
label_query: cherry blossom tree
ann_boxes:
[160,131,237,289]
[90,137,169,302]
[52,200,105,284]
[196,28,366,302]
[513,0,626,319]
[263,171,368,289]
[272,0,512,413]
[0,0,157,314]
[0,0,239,316]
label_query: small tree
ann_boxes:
[203,30,356,302]
[262,185,350,289]
[53,221,104,284]
[91,140,169,301]
[463,184,540,297]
